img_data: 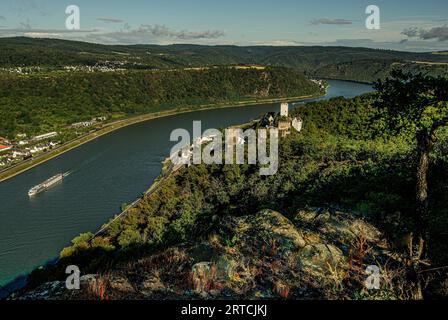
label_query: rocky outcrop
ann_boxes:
[9,209,404,300]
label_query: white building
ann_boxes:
[12,151,25,158]
[71,121,95,128]
[32,132,58,142]
[280,103,289,117]
[292,118,303,132]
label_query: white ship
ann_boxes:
[28,172,70,197]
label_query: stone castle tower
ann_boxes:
[280,103,289,117]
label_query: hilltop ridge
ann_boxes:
[1,37,447,82]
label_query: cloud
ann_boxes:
[19,21,32,30]
[402,25,448,41]
[0,21,225,45]
[178,30,225,40]
[402,27,419,38]
[310,18,353,26]
[78,24,226,44]
[138,24,225,40]
[420,25,448,41]
[97,17,125,24]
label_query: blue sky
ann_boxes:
[0,0,447,51]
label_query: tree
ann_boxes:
[374,70,448,258]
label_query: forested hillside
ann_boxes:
[0,67,322,137]
[1,37,447,83]
[313,59,448,83]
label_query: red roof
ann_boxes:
[0,145,11,150]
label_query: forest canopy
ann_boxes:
[0,67,322,137]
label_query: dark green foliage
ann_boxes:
[25,93,448,293]
[375,70,448,134]
[291,94,386,140]
[57,96,418,255]
[0,67,321,137]
[374,70,448,255]
[313,59,448,83]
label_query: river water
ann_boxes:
[0,80,373,291]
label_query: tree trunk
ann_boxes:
[415,129,433,259]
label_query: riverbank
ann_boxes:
[318,77,373,85]
[0,94,321,183]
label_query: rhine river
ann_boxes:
[0,80,373,293]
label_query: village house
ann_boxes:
[70,121,95,129]
[18,140,29,146]
[94,116,107,122]
[0,137,10,145]
[292,117,303,132]
[310,79,327,90]
[0,145,13,153]
[260,112,276,128]
[32,132,58,142]
[70,116,107,129]
[12,151,26,159]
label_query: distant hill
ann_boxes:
[1,37,447,82]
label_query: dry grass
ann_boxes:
[274,281,290,299]
[189,263,218,294]
[81,274,111,300]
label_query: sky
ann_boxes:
[0,0,447,51]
